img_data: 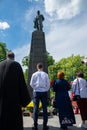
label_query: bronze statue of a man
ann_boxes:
[34,10,45,31]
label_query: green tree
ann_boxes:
[49,55,87,99]
[0,42,7,61]
[46,52,55,66]
[22,52,55,68]
[22,55,29,84]
[48,55,87,81]
[22,56,29,67]
[22,52,55,83]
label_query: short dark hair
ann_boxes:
[77,72,84,78]
[37,63,43,69]
[7,51,15,59]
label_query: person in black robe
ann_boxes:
[52,71,76,129]
[0,52,31,130]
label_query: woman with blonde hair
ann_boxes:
[52,71,76,129]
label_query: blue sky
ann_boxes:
[0,0,87,68]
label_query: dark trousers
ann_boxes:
[33,92,48,127]
[77,98,87,121]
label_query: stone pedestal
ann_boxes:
[28,30,48,98]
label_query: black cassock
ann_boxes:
[0,59,31,130]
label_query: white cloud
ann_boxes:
[46,22,87,62]
[25,9,34,22]
[43,1,87,62]
[13,43,30,70]
[44,0,87,20]
[0,22,10,30]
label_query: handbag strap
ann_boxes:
[74,78,80,95]
[77,78,80,95]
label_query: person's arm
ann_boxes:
[52,80,57,92]
[46,74,50,91]
[30,74,36,89]
[66,81,71,91]
[72,80,76,93]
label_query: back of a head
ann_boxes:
[77,72,84,78]
[37,63,43,70]
[7,51,15,60]
[37,10,40,15]
[57,71,65,79]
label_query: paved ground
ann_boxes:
[23,114,85,130]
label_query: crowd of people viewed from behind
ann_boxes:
[0,51,87,130]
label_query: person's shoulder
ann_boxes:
[42,71,48,75]
[13,61,20,66]
[72,78,77,84]
[9,61,24,74]
[73,78,77,81]
[41,14,44,18]
[80,77,86,82]
[7,60,18,65]
[0,59,7,68]
[63,79,68,82]
[57,79,61,82]
[53,79,59,84]
[64,80,70,85]
[0,59,6,64]
[8,60,21,69]
[32,71,38,76]
[64,79,69,82]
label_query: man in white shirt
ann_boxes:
[30,63,50,130]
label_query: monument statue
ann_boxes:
[34,10,45,31]
[28,11,48,98]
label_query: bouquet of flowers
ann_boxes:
[26,100,42,113]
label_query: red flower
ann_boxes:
[50,80,54,87]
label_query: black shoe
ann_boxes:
[43,125,49,130]
[32,124,38,130]
[60,126,67,130]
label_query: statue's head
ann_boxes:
[37,10,40,15]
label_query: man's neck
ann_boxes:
[7,58,14,61]
[38,68,43,71]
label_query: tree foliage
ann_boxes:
[22,52,55,67]
[48,55,87,81]
[22,51,55,83]
[22,53,87,83]
[22,56,29,67]
[46,52,55,66]
[0,42,7,62]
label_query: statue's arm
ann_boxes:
[41,15,45,21]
